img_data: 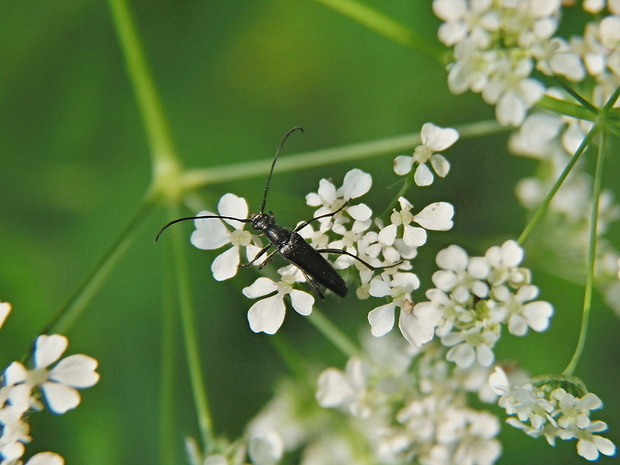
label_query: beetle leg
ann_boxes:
[300,269,325,300]
[241,244,272,268]
[257,249,280,269]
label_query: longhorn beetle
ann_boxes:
[156,127,399,299]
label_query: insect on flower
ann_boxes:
[156,127,401,299]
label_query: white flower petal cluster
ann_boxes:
[312,335,502,465]
[244,266,314,334]
[412,240,553,367]
[433,0,599,126]
[0,329,99,464]
[490,367,617,461]
[191,193,262,281]
[394,123,459,186]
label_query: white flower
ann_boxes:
[485,240,526,286]
[385,197,428,247]
[367,272,420,341]
[243,267,314,334]
[493,284,553,336]
[191,193,260,281]
[0,418,30,461]
[316,357,371,418]
[490,368,617,460]
[0,384,32,426]
[575,421,617,461]
[551,388,602,429]
[433,0,497,47]
[7,335,100,415]
[433,244,490,302]
[394,123,458,186]
[443,326,499,367]
[305,169,372,228]
[482,57,545,126]
[248,431,284,465]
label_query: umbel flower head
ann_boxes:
[250,333,502,465]
[408,240,553,368]
[490,368,617,461]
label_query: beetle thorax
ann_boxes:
[250,212,275,232]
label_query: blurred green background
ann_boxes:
[0,1,618,464]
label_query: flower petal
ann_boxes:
[368,303,396,337]
[0,301,11,328]
[289,290,314,316]
[41,381,81,414]
[393,155,413,176]
[218,193,249,226]
[243,277,278,299]
[191,211,230,250]
[49,354,100,388]
[26,452,65,465]
[346,203,372,221]
[211,246,240,281]
[316,368,354,407]
[421,123,459,151]
[430,154,451,177]
[4,362,28,385]
[35,335,68,369]
[414,163,434,187]
[340,169,372,200]
[247,295,286,334]
[398,309,435,346]
[414,202,454,230]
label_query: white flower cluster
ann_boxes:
[0,302,100,465]
[249,335,503,465]
[433,0,620,126]
[191,169,454,335]
[490,367,617,461]
[408,240,553,368]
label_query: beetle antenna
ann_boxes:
[260,126,304,213]
[155,215,251,242]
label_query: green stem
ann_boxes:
[517,126,598,245]
[107,0,184,205]
[107,0,176,164]
[535,95,596,122]
[306,308,360,358]
[42,200,155,335]
[169,206,215,452]
[552,77,598,115]
[310,0,446,62]
[562,130,606,376]
[160,246,178,465]
[182,120,507,190]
